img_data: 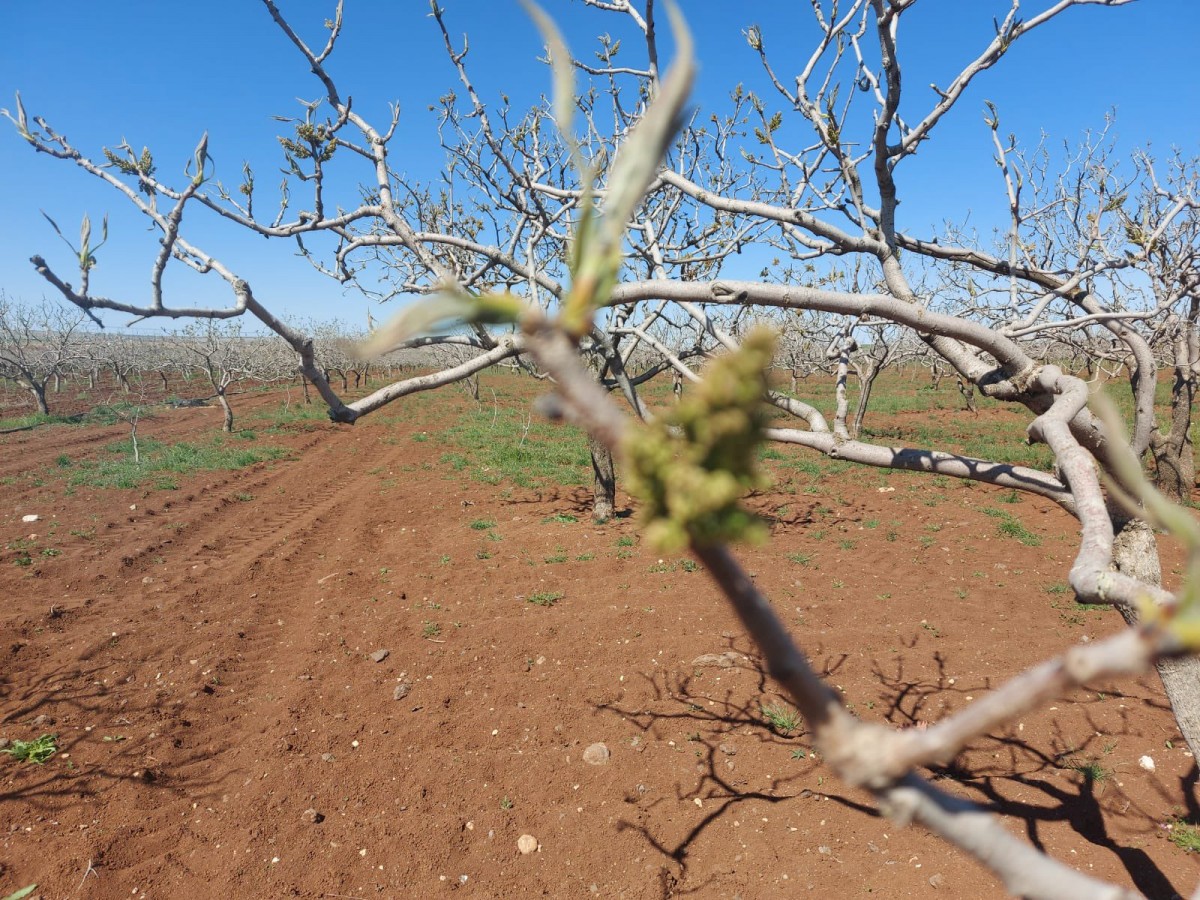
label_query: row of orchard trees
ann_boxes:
[7,1,1200,896]
[0,297,448,430]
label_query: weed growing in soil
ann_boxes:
[527,591,563,607]
[1168,819,1200,852]
[761,703,801,735]
[66,437,288,490]
[470,519,496,530]
[440,407,590,488]
[1066,759,1113,784]
[982,507,1042,546]
[2,734,57,764]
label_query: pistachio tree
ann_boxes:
[8,1,1200,895]
[0,294,85,415]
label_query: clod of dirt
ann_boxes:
[718,743,737,756]
[583,742,610,765]
[302,808,324,824]
[929,873,945,888]
[691,652,738,669]
[321,753,335,763]
[517,834,539,855]
[393,682,412,700]
[369,649,391,663]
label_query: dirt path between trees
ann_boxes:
[2,386,1199,898]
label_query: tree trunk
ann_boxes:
[27,380,49,415]
[1112,518,1200,757]
[300,375,312,404]
[850,365,880,438]
[957,376,978,414]
[217,389,234,432]
[1150,327,1196,501]
[589,433,616,523]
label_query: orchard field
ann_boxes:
[2,371,1198,898]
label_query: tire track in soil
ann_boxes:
[66,432,418,889]
[62,429,329,579]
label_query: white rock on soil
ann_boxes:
[21,515,38,523]
[1139,755,1156,772]
[583,742,610,765]
[517,834,539,855]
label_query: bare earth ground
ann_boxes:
[2,376,1199,899]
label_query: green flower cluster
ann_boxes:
[624,328,776,550]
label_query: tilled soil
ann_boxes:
[2,381,1198,899]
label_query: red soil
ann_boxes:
[1,381,1198,899]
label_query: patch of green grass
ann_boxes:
[470,518,497,530]
[544,548,568,564]
[1066,758,1113,784]
[542,513,579,524]
[761,703,801,736]
[66,437,288,490]
[616,534,635,547]
[1168,819,1200,853]
[0,411,81,431]
[439,407,590,489]
[2,733,57,764]
[575,552,596,562]
[255,402,331,426]
[982,507,1042,546]
[421,621,442,638]
[787,551,813,567]
[526,591,563,607]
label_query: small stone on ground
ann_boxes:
[583,742,610,765]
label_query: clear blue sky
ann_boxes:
[1,1,1196,329]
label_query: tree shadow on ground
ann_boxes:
[592,637,1192,898]
[1,633,229,816]
[593,636,835,884]
[867,652,1189,900]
